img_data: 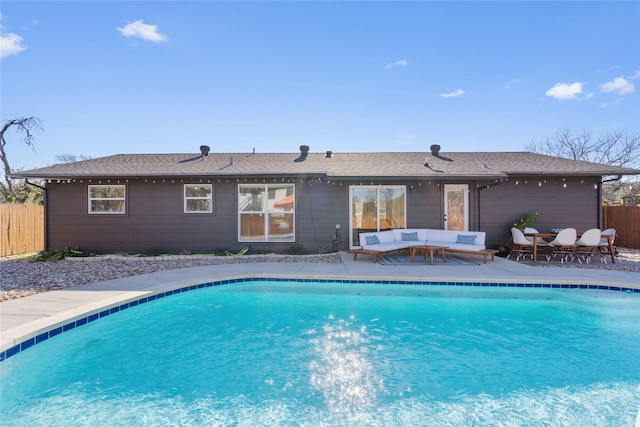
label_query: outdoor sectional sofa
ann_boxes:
[352,228,498,264]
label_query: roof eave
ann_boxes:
[9,172,331,180]
[504,170,640,177]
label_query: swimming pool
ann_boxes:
[1,280,639,426]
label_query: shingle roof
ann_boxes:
[10,151,639,180]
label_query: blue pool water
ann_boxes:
[1,281,639,426]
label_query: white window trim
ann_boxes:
[348,185,407,248]
[238,183,295,242]
[184,184,213,214]
[88,184,126,215]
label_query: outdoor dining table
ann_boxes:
[524,232,617,263]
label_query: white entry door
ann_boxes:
[444,184,469,231]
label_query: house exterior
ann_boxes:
[11,145,639,254]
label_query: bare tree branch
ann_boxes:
[55,154,92,164]
[0,117,44,200]
[526,127,640,169]
[527,127,640,204]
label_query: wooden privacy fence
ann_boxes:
[603,205,640,249]
[0,204,44,257]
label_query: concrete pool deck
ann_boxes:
[2,251,639,355]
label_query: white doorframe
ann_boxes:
[444,184,469,231]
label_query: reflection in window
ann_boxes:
[88,185,126,214]
[184,184,213,213]
[239,184,295,242]
[350,186,405,246]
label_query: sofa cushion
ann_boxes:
[365,235,380,245]
[362,241,413,252]
[456,234,477,245]
[394,229,428,241]
[377,230,396,243]
[401,231,419,241]
[426,229,455,243]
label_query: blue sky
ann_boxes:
[1,1,639,171]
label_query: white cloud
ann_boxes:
[0,32,26,58]
[545,82,586,100]
[116,20,167,43]
[385,59,408,69]
[505,78,521,89]
[600,77,635,95]
[439,89,465,98]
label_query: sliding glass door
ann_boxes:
[349,186,406,247]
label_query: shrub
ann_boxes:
[513,212,539,231]
[287,244,308,255]
[33,247,87,262]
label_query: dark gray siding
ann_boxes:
[405,181,444,229]
[44,175,603,254]
[47,179,241,253]
[295,181,349,253]
[478,176,601,248]
[45,178,352,253]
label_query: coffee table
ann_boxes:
[409,245,448,264]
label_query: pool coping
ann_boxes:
[2,252,639,360]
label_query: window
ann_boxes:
[88,185,126,214]
[349,185,406,247]
[238,184,294,242]
[184,184,213,213]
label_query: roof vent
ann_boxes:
[200,145,210,157]
[300,145,310,157]
[430,144,441,156]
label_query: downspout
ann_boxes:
[599,175,623,229]
[25,179,48,251]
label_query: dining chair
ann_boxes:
[597,228,616,263]
[508,228,533,261]
[574,228,602,263]
[547,228,577,263]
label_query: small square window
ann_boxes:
[88,185,126,214]
[184,184,213,213]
